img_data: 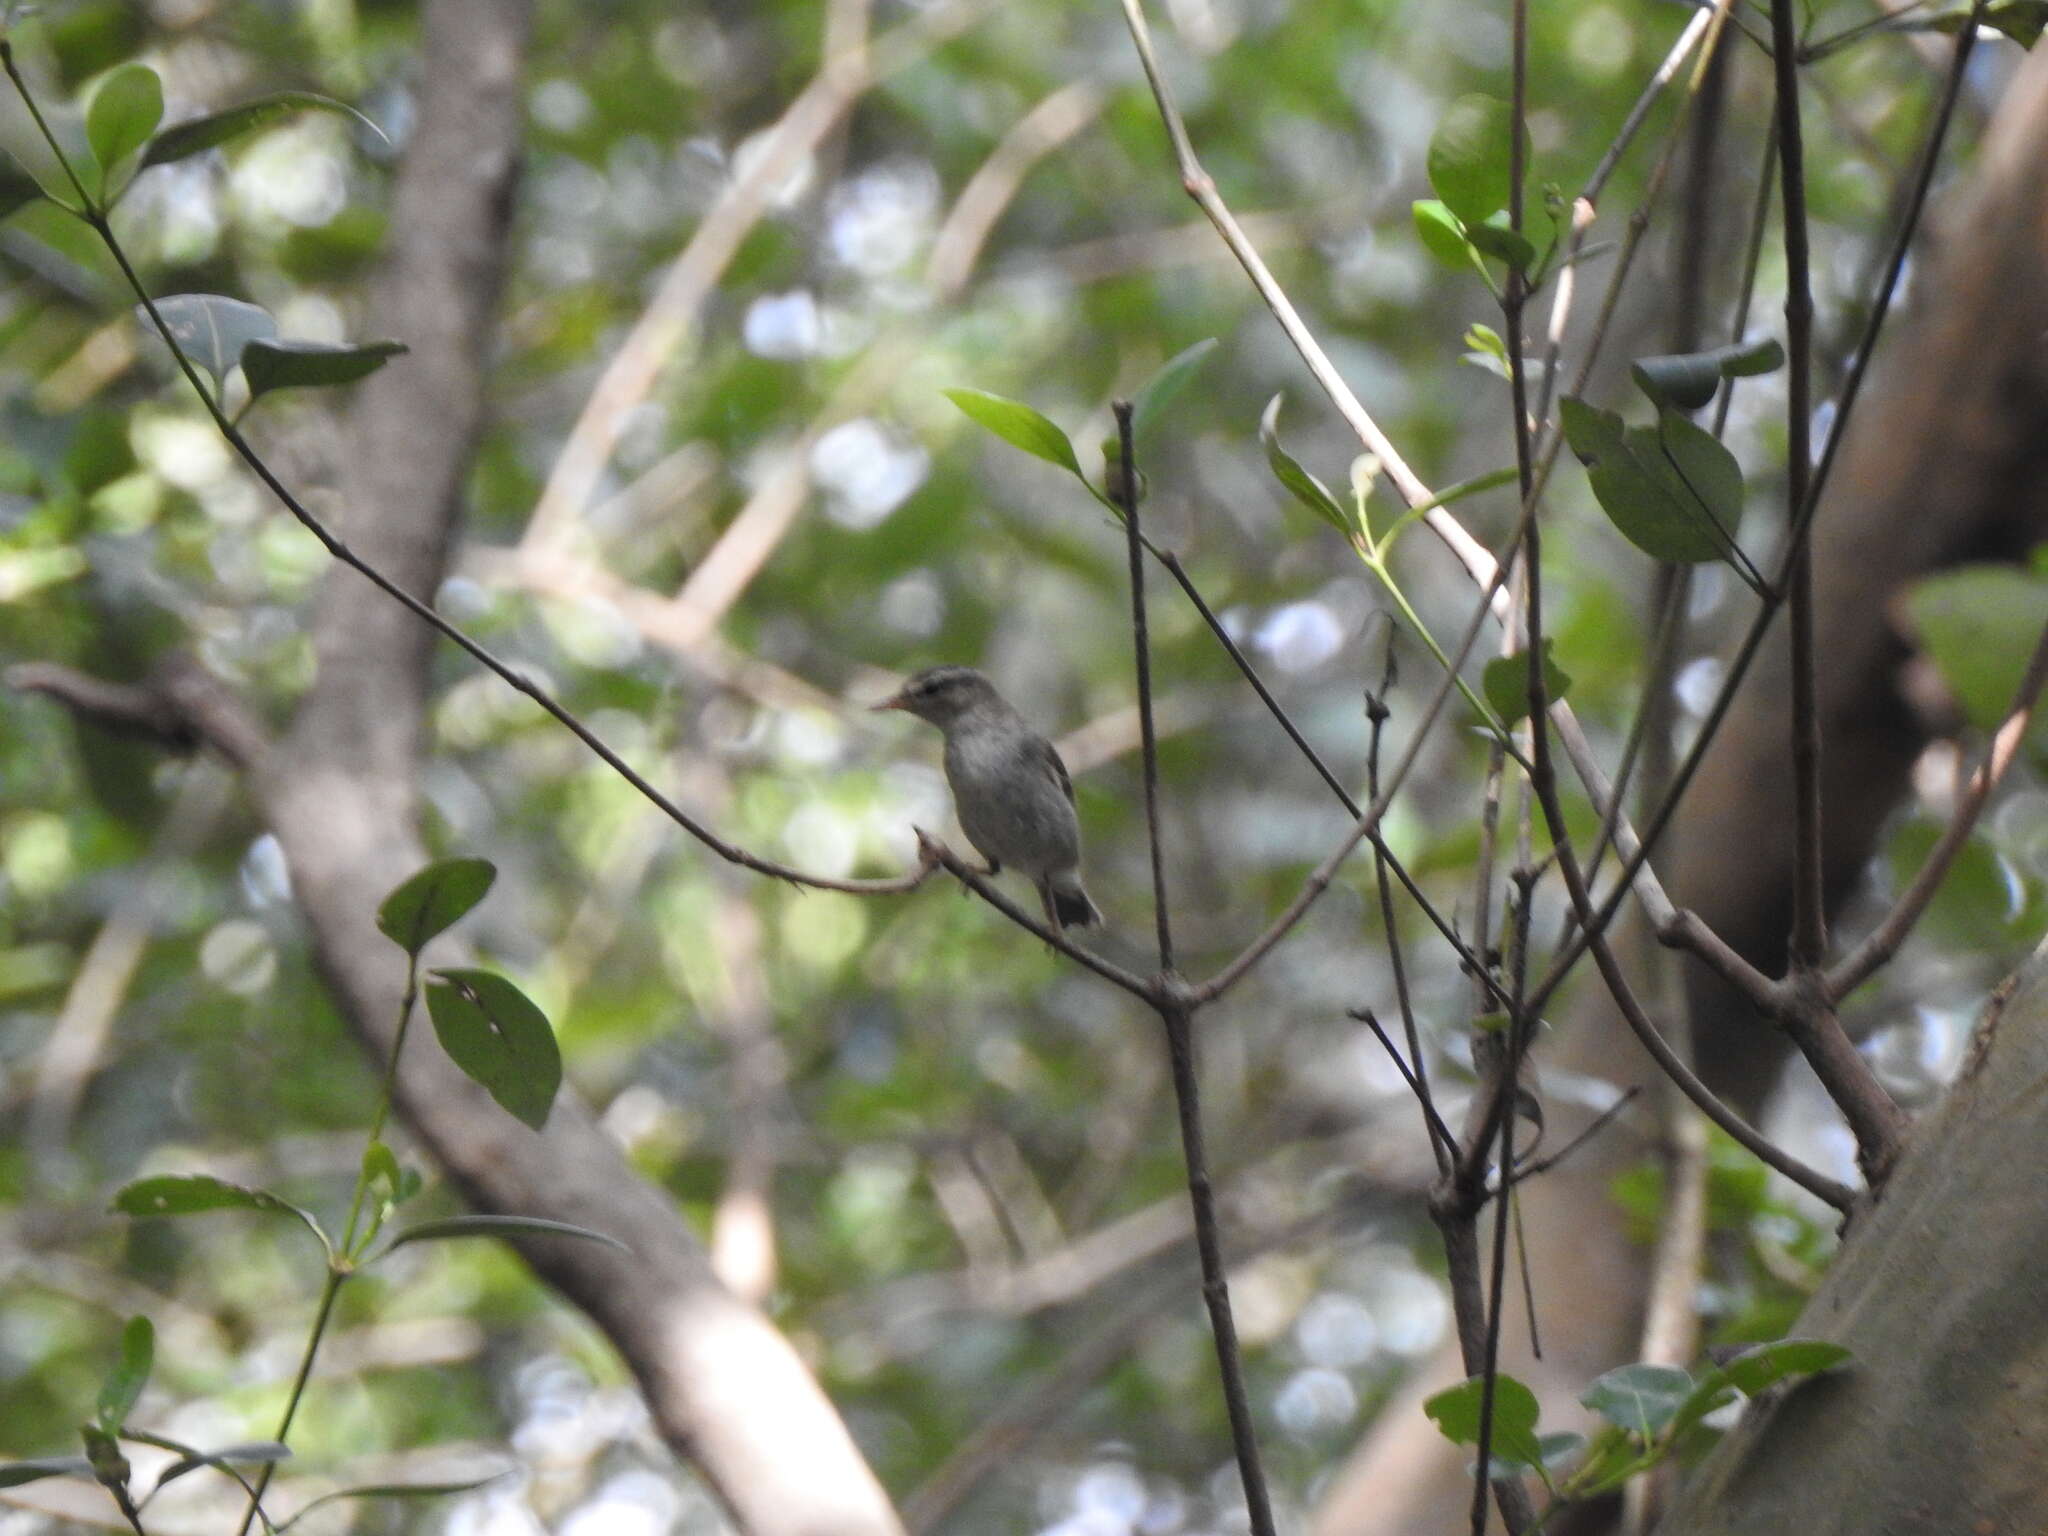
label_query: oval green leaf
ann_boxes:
[1412,198,1474,269]
[139,295,278,387]
[1482,639,1572,726]
[1467,212,1535,273]
[1259,394,1354,536]
[1561,397,1746,565]
[1581,1361,1694,1437]
[85,64,163,201]
[425,968,561,1131]
[241,338,407,403]
[1428,94,1514,226]
[274,1469,512,1532]
[95,1316,153,1431]
[1904,566,2048,733]
[1423,1372,1546,1467]
[112,1173,330,1252]
[943,387,1084,481]
[143,91,385,170]
[376,857,496,955]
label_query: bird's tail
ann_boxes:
[1041,873,1101,930]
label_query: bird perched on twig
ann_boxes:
[873,666,1101,931]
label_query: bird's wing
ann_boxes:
[1033,734,1076,806]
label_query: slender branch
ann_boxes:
[1523,757,1855,1208]
[1352,1009,1459,1167]
[1828,608,2048,1000]
[1149,545,1502,1002]
[1525,0,1989,1011]
[232,1269,345,1536]
[920,839,1153,999]
[1115,402,1174,972]
[1158,1000,1276,1536]
[1769,0,1827,969]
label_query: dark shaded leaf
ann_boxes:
[142,91,384,170]
[1630,338,1784,411]
[375,857,496,955]
[0,1456,95,1489]
[95,1316,152,1431]
[380,1214,627,1255]
[241,338,406,402]
[1482,640,1572,726]
[943,387,1084,481]
[425,969,561,1131]
[1560,398,1746,565]
[150,1441,291,1494]
[1259,394,1353,536]
[1467,212,1534,272]
[139,295,277,387]
[276,1470,512,1532]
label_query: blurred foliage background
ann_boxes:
[1,0,2041,1531]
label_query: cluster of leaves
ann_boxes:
[0,856,606,1525]
[0,57,403,410]
[1423,1337,1851,1506]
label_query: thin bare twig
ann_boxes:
[1116,403,1174,973]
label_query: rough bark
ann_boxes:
[243,2,907,1531]
[1311,42,2048,1536]
[1655,935,2048,1534]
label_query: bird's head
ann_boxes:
[872,665,1000,728]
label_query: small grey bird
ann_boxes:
[874,666,1101,930]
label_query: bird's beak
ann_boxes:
[871,691,908,713]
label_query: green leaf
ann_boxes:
[379,1214,627,1255]
[375,857,496,955]
[1560,398,1747,565]
[95,1316,153,1431]
[0,1456,95,1489]
[1630,338,1785,411]
[112,1174,330,1253]
[1424,1373,1546,1468]
[1129,337,1217,442]
[149,1441,291,1495]
[1582,1362,1694,1437]
[1259,394,1354,536]
[1716,1338,1851,1395]
[241,338,406,402]
[1904,566,2048,733]
[943,387,1084,481]
[1467,212,1535,272]
[1985,0,2048,46]
[142,91,384,170]
[425,969,562,1131]
[1482,640,1572,726]
[275,1470,512,1532]
[1427,94,1514,226]
[1463,323,1511,381]
[361,1140,421,1208]
[139,295,278,388]
[1927,0,2048,45]
[83,64,161,201]
[1412,197,1475,269]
